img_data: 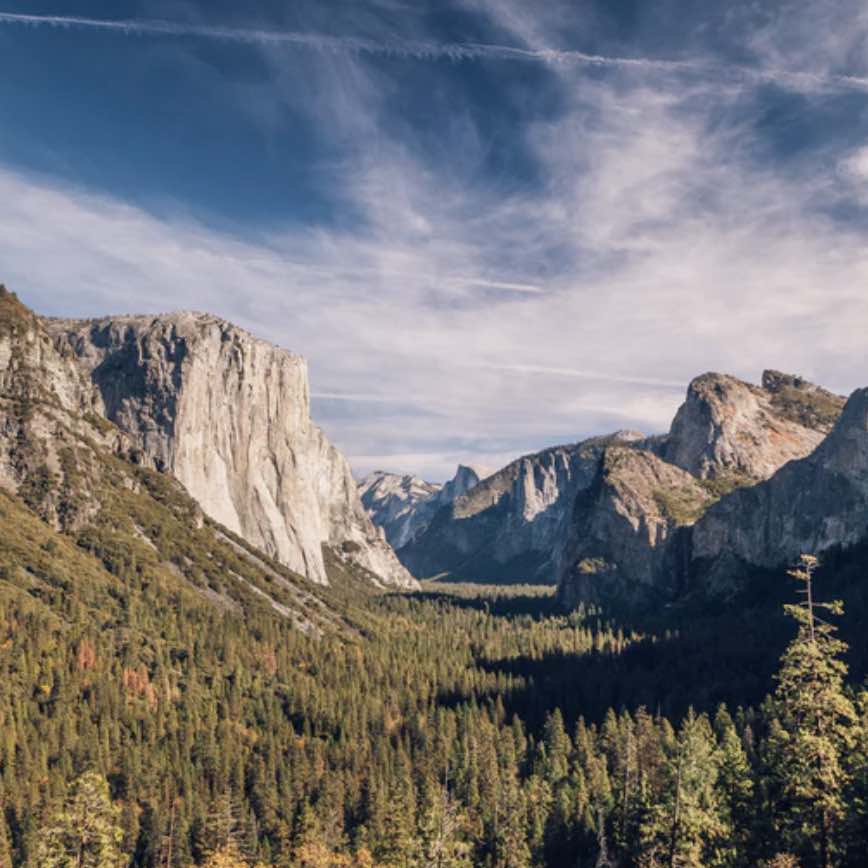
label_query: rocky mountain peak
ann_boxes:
[811,386,868,476]
[438,464,489,505]
[663,370,843,483]
[358,463,492,552]
[358,470,442,550]
[690,385,868,590]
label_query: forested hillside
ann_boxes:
[4,485,868,868]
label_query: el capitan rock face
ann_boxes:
[44,312,416,589]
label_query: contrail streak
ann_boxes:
[1,11,866,93]
[0,11,690,69]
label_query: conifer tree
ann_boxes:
[842,689,868,865]
[769,554,858,867]
[200,840,249,868]
[0,804,11,868]
[292,801,335,868]
[200,790,250,863]
[713,705,754,864]
[417,780,472,868]
[36,771,126,868]
[639,710,724,867]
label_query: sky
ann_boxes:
[2,1,868,481]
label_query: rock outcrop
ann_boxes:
[44,311,416,589]
[558,447,712,607]
[0,288,129,530]
[691,387,868,592]
[663,371,843,484]
[358,471,441,550]
[400,432,644,583]
[437,464,490,506]
[553,370,846,605]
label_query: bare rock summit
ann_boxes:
[663,370,843,484]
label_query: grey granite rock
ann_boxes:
[44,312,416,589]
[691,387,868,592]
[400,432,644,583]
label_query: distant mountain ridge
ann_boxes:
[363,365,852,604]
[393,431,645,583]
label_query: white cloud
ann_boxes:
[839,145,868,198]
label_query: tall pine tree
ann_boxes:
[36,771,126,868]
[768,554,858,868]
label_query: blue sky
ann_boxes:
[2,1,868,480]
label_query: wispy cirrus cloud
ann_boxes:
[489,365,686,390]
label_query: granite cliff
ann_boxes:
[557,370,846,604]
[399,432,644,583]
[663,370,843,483]
[691,387,868,592]
[0,286,365,635]
[557,447,712,607]
[348,367,851,598]
[42,310,415,589]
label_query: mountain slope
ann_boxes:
[691,386,868,592]
[400,432,644,583]
[44,310,414,589]
[0,286,374,633]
